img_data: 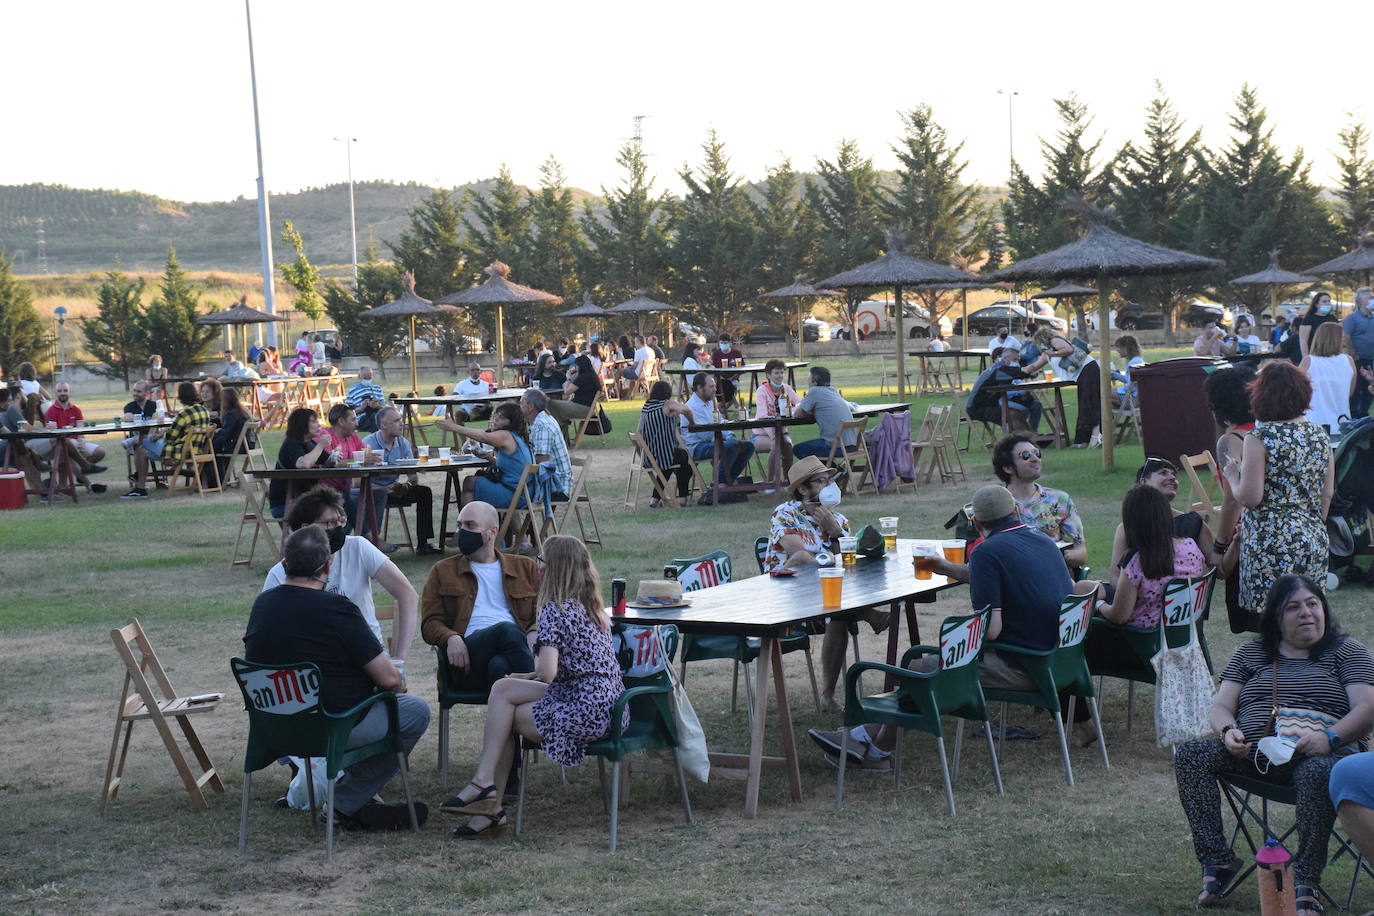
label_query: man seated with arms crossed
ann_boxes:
[420,500,539,812]
[123,381,208,499]
[0,386,43,492]
[450,361,492,425]
[790,365,857,464]
[681,372,755,501]
[361,406,441,555]
[245,524,430,831]
[991,433,1088,574]
[346,365,386,433]
[519,389,572,501]
[808,485,1100,767]
[263,484,421,664]
[28,380,108,493]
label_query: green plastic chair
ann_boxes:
[676,549,820,715]
[433,644,492,786]
[230,657,420,862]
[835,609,1003,815]
[513,624,693,852]
[1088,569,1218,733]
[981,591,1109,787]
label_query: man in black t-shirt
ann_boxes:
[243,525,431,830]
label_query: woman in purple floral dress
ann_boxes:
[443,535,626,839]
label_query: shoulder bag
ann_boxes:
[1152,616,1216,747]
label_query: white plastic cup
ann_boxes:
[437,446,451,465]
[417,445,430,460]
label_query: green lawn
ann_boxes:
[2,351,1367,915]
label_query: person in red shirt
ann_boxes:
[708,333,746,414]
[29,381,108,490]
[318,403,381,537]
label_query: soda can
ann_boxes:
[611,577,627,615]
[663,564,679,581]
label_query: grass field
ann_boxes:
[2,353,1369,915]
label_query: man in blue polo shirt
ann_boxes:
[346,366,387,433]
[1343,287,1374,419]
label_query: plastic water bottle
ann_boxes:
[1256,838,1296,916]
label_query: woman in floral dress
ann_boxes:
[1223,361,1334,616]
[443,535,626,838]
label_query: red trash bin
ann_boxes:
[0,471,26,509]
[1131,357,1222,464]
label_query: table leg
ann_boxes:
[1054,387,1069,448]
[999,392,1011,436]
[766,636,802,803]
[883,601,904,691]
[356,476,378,546]
[439,470,457,547]
[744,632,773,819]
[711,430,724,510]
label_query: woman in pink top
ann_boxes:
[1095,484,1206,628]
[751,359,801,473]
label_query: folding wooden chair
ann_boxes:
[100,618,224,814]
[495,464,545,552]
[167,426,222,496]
[383,498,416,552]
[1112,390,1142,444]
[929,404,966,483]
[546,455,602,545]
[1181,451,1223,531]
[230,449,283,568]
[629,358,661,399]
[217,420,260,489]
[825,418,874,495]
[625,431,677,509]
[880,355,913,396]
[951,397,996,452]
[599,362,620,401]
[568,392,608,450]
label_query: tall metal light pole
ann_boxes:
[245,0,278,347]
[997,89,1019,177]
[333,136,359,287]
[53,306,67,377]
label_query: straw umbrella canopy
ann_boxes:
[912,280,1009,350]
[1230,250,1318,323]
[760,275,842,358]
[559,292,608,347]
[608,290,675,346]
[436,261,563,384]
[819,230,979,397]
[1031,281,1099,337]
[363,272,459,394]
[1305,234,1374,288]
[195,294,289,355]
[988,200,1222,470]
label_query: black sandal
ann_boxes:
[438,781,498,816]
[451,809,509,840]
[1295,885,1323,914]
[1197,858,1241,907]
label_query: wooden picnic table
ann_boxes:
[0,418,172,505]
[393,389,528,443]
[983,378,1077,449]
[905,350,989,395]
[662,361,807,406]
[616,538,963,817]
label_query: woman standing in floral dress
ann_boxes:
[442,535,626,838]
[1223,361,1334,616]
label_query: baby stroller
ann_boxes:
[1328,417,1374,585]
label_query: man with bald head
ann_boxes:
[419,501,539,693]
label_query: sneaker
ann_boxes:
[807,728,866,765]
[121,488,149,500]
[356,800,428,831]
[819,747,892,772]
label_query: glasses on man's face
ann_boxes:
[320,514,346,529]
[1015,448,1041,461]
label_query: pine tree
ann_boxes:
[279,220,324,323]
[463,165,533,272]
[1334,116,1374,240]
[136,248,217,375]
[323,244,406,376]
[579,139,674,305]
[389,187,473,300]
[521,156,586,345]
[752,158,816,288]
[668,130,763,335]
[804,139,884,350]
[0,250,46,376]
[79,266,147,384]
[1108,83,1202,341]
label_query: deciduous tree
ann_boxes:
[279,220,324,323]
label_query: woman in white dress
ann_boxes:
[1300,322,1355,433]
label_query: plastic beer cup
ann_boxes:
[838,536,858,567]
[911,541,939,580]
[417,445,429,461]
[1043,369,1054,382]
[942,539,966,564]
[437,446,451,465]
[819,567,844,608]
[879,516,898,551]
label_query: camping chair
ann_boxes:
[880,355,913,396]
[1181,451,1224,531]
[100,618,224,814]
[1217,772,1374,910]
[1088,570,1217,734]
[982,591,1109,787]
[230,658,420,862]
[494,463,545,553]
[513,625,692,852]
[433,645,493,786]
[569,392,609,450]
[167,426,222,496]
[825,418,874,495]
[835,609,1004,815]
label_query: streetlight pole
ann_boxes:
[53,306,67,377]
[333,136,359,287]
[244,0,278,347]
[997,89,1019,177]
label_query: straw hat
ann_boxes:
[627,579,687,609]
[787,456,833,496]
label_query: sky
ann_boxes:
[5,0,1367,203]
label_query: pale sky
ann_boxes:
[6,0,1365,203]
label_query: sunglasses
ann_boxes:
[1140,457,1177,476]
[1015,448,1041,461]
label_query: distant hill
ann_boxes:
[0,180,603,275]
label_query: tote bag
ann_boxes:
[1152,618,1215,747]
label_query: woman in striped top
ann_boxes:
[1174,574,1374,910]
[638,381,693,507]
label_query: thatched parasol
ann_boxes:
[196,293,289,354]
[1231,250,1318,322]
[1305,233,1374,287]
[1030,281,1099,337]
[609,290,675,346]
[559,292,608,345]
[819,230,978,397]
[437,261,563,383]
[988,198,1222,469]
[913,279,1009,350]
[364,272,460,393]
[760,276,842,358]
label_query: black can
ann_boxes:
[663,564,679,581]
[611,577,627,613]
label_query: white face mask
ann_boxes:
[817,482,842,507]
[1256,735,1296,772]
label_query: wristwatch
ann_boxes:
[1324,728,1344,752]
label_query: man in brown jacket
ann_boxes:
[420,501,539,691]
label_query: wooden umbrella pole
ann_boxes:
[496,305,506,385]
[1098,272,1114,471]
[894,285,907,399]
[961,289,969,351]
[797,301,804,359]
[409,314,418,395]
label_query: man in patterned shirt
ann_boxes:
[992,433,1087,572]
[519,389,572,499]
[123,382,209,499]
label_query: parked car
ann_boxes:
[802,316,831,342]
[950,302,1066,338]
[852,300,951,339]
[1111,302,1164,331]
[1180,301,1231,329]
[740,323,786,344]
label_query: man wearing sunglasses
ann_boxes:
[992,434,1087,573]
